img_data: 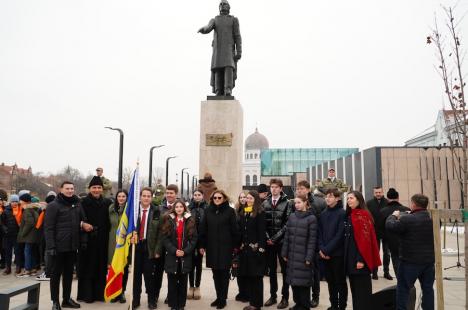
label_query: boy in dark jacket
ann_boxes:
[318,189,347,310]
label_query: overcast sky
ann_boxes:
[1,0,466,183]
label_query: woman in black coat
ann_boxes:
[160,199,197,310]
[344,191,381,310]
[199,189,240,310]
[234,191,248,303]
[238,190,266,310]
[188,190,206,300]
[281,195,317,310]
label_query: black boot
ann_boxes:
[62,299,80,308]
[52,301,62,310]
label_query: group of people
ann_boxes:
[0,167,436,310]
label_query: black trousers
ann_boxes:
[133,241,156,304]
[349,274,372,310]
[246,276,263,308]
[212,269,230,301]
[311,255,320,300]
[167,267,188,308]
[50,251,75,302]
[376,238,391,275]
[292,286,311,310]
[189,251,203,287]
[266,243,289,299]
[237,275,249,299]
[154,253,165,300]
[324,256,348,310]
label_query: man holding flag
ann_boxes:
[105,166,162,310]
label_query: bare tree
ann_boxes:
[122,166,134,190]
[428,6,467,208]
[427,7,467,307]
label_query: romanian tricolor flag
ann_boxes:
[104,167,140,301]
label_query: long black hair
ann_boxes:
[239,190,263,218]
[114,189,128,210]
[346,191,372,221]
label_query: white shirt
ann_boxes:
[139,205,150,240]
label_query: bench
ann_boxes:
[0,283,40,310]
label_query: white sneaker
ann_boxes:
[35,272,50,281]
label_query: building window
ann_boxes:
[255,153,258,159]
[246,175,250,186]
[253,175,258,186]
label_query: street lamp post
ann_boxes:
[165,156,177,187]
[149,145,164,187]
[192,175,198,195]
[186,172,190,199]
[105,127,124,190]
[181,168,189,199]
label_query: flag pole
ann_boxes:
[129,161,140,310]
[129,232,137,310]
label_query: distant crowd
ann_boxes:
[0,167,436,310]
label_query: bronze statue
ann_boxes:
[198,0,242,97]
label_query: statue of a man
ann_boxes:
[198,0,242,96]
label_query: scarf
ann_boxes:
[244,205,253,214]
[176,217,185,250]
[13,205,22,225]
[350,208,381,271]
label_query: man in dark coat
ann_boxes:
[198,0,242,96]
[380,188,410,278]
[366,186,390,280]
[156,184,179,304]
[132,187,161,310]
[262,179,291,309]
[386,194,435,310]
[45,181,92,310]
[77,176,111,303]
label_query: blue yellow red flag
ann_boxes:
[104,167,140,301]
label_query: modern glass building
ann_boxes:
[261,148,358,176]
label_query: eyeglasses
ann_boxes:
[213,196,223,200]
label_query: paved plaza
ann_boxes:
[1,230,465,310]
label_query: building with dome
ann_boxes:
[242,128,358,186]
[242,128,358,187]
[243,128,269,186]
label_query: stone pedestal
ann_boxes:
[199,99,243,201]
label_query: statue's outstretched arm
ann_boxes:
[198,19,215,34]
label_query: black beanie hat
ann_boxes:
[19,193,32,203]
[88,176,104,188]
[45,195,56,204]
[257,183,269,194]
[387,188,399,199]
